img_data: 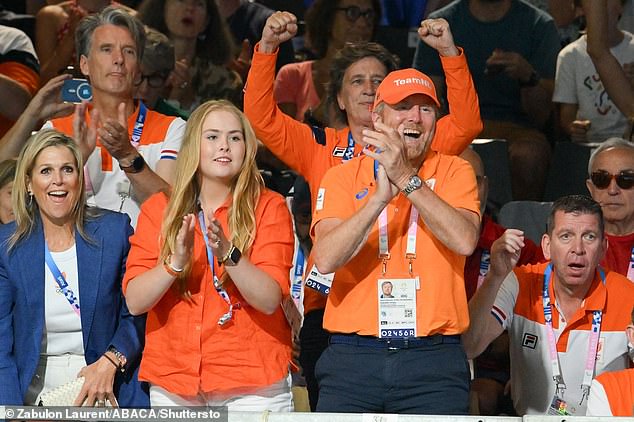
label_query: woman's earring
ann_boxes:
[27,191,33,207]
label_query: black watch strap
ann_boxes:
[119,154,145,174]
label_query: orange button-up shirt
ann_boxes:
[123,191,294,396]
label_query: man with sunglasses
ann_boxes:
[587,138,634,280]
[464,195,634,415]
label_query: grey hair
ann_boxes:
[75,5,146,63]
[587,137,634,175]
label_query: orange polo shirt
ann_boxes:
[123,191,294,396]
[244,44,482,315]
[592,369,634,416]
[311,151,480,336]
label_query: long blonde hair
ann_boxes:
[9,129,94,249]
[160,100,263,296]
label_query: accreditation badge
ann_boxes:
[377,278,417,339]
[547,396,572,416]
[305,264,334,296]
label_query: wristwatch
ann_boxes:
[107,346,127,372]
[401,175,423,196]
[119,154,145,174]
[220,244,242,266]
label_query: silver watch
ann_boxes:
[401,175,423,196]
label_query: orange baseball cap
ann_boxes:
[372,68,440,111]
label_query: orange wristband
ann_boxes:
[163,254,184,277]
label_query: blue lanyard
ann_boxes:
[342,131,356,162]
[293,245,305,279]
[542,263,604,402]
[291,245,305,302]
[44,243,80,316]
[197,211,236,325]
[130,101,147,147]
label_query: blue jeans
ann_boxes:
[315,335,470,414]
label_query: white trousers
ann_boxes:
[24,354,86,405]
[149,374,293,412]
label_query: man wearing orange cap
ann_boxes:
[310,67,481,414]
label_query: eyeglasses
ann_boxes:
[590,170,634,189]
[134,73,168,88]
[336,6,375,22]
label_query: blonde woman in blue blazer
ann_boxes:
[0,130,148,407]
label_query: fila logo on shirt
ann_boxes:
[332,146,346,157]
[522,332,538,349]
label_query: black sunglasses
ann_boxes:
[590,170,634,189]
[336,6,375,22]
[134,72,169,88]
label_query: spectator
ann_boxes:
[586,138,634,279]
[138,0,242,112]
[553,0,633,144]
[311,64,480,414]
[246,11,482,411]
[274,0,380,125]
[524,0,581,47]
[35,0,135,84]
[0,129,147,407]
[134,26,189,120]
[216,0,295,79]
[587,305,634,417]
[414,0,560,200]
[43,6,186,227]
[0,25,40,138]
[123,100,294,410]
[0,158,16,224]
[464,195,634,415]
[461,147,545,415]
[584,0,634,123]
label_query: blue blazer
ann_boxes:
[0,209,148,407]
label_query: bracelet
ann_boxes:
[219,244,234,264]
[163,254,184,277]
[102,353,119,370]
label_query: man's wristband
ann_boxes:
[119,154,145,174]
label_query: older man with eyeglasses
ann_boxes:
[586,137,634,281]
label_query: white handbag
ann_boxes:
[38,377,117,407]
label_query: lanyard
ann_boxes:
[342,131,356,162]
[377,205,419,275]
[476,249,491,290]
[198,211,238,326]
[44,243,80,317]
[542,263,604,404]
[291,245,305,307]
[98,101,147,171]
[626,246,634,281]
[130,101,147,147]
